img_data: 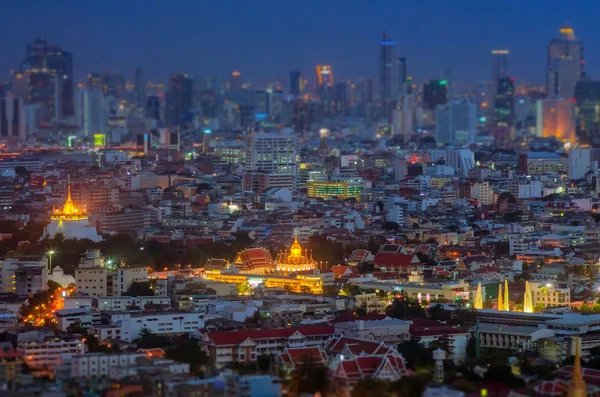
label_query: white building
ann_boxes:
[243,132,296,191]
[529,282,570,307]
[568,147,591,180]
[96,296,170,311]
[0,259,19,293]
[75,249,108,297]
[470,181,494,205]
[49,266,76,288]
[474,323,555,352]
[435,100,477,146]
[429,149,475,177]
[333,319,410,345]
[78,87,106,137]
[55,308,95,331]
[508,180,542,199]
[20,337,85,368]
[90,311,209,342]
[71,352,143,378]
[115,267,148,296]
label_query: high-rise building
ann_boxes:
[435,100,477,146]
[292,98,309,132]
[133,68,146,111]
[397,57,408,95]
[316,65,334,88]
[492,50,510,82]
[423,80,448,111]
[334,82,348,114]
[253,90,269,116]
[494,77,515,124]
[20,38,74,121]
[87,73,103,90]
[392,94,415,143]
[146,96,160,121]
[536,98,576,143]
[568,147,591,180]
[289,71,302,96]
[0,97,26,141]
[165,74,193,128]
[380,32,398,106]
[546,25,583,99]
[243,132,296,192]
[230,71,242,92]
[102,72,126,98]
[79,88,106,138]
[574,80,600,144]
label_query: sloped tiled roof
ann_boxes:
[205,325,334,346]
[279,346,328,366]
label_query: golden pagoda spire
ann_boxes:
[504,279,510,311]
[497,283,503,311]
[474,283,483,310]
[568,336,587,397]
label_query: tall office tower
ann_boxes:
[574,80,600,144]
[230,71,242,92]
[253,90,269,116]
[146,96,161,121]
[494,77,515,124]
[87,73,103,89]
[0,97,26,141]
[392,94,415,144]
[197,76,218,91]
[568,147,591,180]
[397,57,408,95]
[243,132,296,192]
[435,100,477,146]
[20,38,74,121]
[289,71,302,96]
[102,72,126,98]
[165,74,193,128]
[133,68,146,110]
[423,79,448,110]
[334,82,348,114]
[269,90,284,120]
[536,98,576,143]
[379,32,398,108]
[546,24,583,99]
[80,88,106,138]
[492,50,510,82]
[292,98,309,132]
[316,65,334,88]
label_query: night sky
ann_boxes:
[3,0,600,85]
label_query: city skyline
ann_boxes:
[2,1,600,85]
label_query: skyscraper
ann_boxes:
[289,71,302,96]
[102,71,126,98]
[574,80,600,144]
[165,74,193,128]
[133,68,147,111]
[492,50,510,82]
[243,132,296,192]
[546,24,583,99]
[423,80,448,110]
[379,32,398,106]
[87,73,103,90]
[435,100,477,146]
[316,65,333,88]
[397,57,408,95]
[146,96,160,121]
[494,77,514,124]
[230,71,242,92]
[20,38,74,121]
[536,97,576,143]
[79,88,106,138]
[0,97,26,141]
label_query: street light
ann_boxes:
[47,250,55,274]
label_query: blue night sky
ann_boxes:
[3,0,600,85]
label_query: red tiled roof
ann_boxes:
[206,325,334,346]
[374,253,419,267]
[235,248,274,271]
[279,347,328,366]
[554,365,600,384]
[335,354,408,384]
[533,380,568,396]
[324,335,392,356]
[331,265,358,278]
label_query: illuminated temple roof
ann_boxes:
[275,234,316,273]
[51,185,88,221]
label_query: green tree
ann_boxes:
[166,340,211,375]
[351,379,392,397]
[397,340,434,370]
[340,283,361,296]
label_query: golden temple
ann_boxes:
[275,233,316,273]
